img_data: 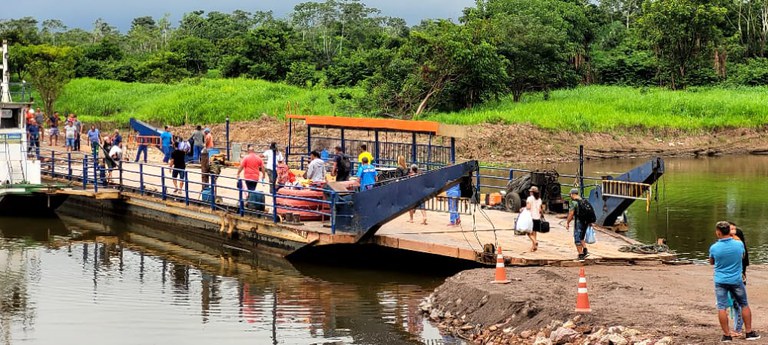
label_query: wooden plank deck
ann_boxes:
[374,209,676,266]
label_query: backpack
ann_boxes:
[338,155,351,174]
[576,199,597,224]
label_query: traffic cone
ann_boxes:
[575,267,591,313]
[491,246,511,284]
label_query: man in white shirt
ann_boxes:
[263,142,283,192]
[107,145,123,182]
[304,151,326,184]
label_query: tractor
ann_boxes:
[501,169,565,213]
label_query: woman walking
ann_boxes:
[526,186,544,252]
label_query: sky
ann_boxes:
[8,0,476,31]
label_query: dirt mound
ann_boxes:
[422,265,768,344]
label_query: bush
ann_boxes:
[728,58,768,86]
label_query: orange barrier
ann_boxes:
[575,267,591,313]
[491,246,511,284]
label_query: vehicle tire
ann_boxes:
[504,192,522,212]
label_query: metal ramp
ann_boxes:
[0,134,26,184]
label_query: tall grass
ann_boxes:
[56,79,768,132]
[55,78,362,125]
[426,86,768,132]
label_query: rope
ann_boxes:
[618,244,674,255]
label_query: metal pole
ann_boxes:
[411,133,417,165]
[306,125,312,155]
[118,161,123,192]
[272,154,277,223]
[139,163,144,194]
[51,151,55,177]
[330,191,336,235]
[184,171,189,206]
[161,167,166,200]
[450,137,456,164]
[287,118,293,159]
[225,116,230,161]
[209,178,215,211]
[374,130,380,165]
[579,145,585,197]
[238,179,244,216]
[427,135,433,169]
[83,156,88,190]
[93,158,98,193]
[67,152,72,180]
[340,128,345,153]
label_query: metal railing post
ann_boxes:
[139,163,144,194]
[330,191,337,235]
[238,179,244,216]
[272,155,277,223]
[226,116,231,161]
[579,145,585,196]
[67,152,72,180]
[93,158,98,193]
[161,167,166,200]
[83,156,88,190]
[118,161,123,192]
[50,150,55,177]
[184,171,189,206]
[209,178,216,211]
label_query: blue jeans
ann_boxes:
[448,197,460,224]
[573,221,586,244]
[715,282,748,310]
[193,145,203,162]
[135,145,148,163]
[730,292,744,332]
[162,146,171,163]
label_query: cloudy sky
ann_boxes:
[8,0,476,31]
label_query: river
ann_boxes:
[0,216,459,345]
[1,154,765,344]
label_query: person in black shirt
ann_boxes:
[169,137,187,193]
[332,146,351,182]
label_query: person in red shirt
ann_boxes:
[236,144,266,192]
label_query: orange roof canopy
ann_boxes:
[288,115,447,135]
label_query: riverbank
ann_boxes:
[422,265,768,344]
[164,117,768,165]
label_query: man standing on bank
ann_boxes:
[710,221,760,342]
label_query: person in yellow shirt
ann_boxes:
[358,144,373,164]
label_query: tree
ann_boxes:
[0,17,41,45]
[638,0,727,88]
[25,45,76,117]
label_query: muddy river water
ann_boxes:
[0,154,765,344]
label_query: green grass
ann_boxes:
[54,78,363,125]
[426,86,768,132]
[53,78,768,132]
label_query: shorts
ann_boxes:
[172,169,186,180]
[715,282,748,310]
[49,127,59,136]
[573,221,587,244]
[66,138,75,147]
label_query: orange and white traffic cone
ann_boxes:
[491,246,511,284]
[575,267,591,313]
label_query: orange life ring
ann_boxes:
[276,187,325,208]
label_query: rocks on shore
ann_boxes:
[421,294,674,345]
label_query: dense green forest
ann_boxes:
[3,0,768,122]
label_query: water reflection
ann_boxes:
[0,216,456,345]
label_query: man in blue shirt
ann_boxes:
[356,157,377,190]
[161,126,173,163]
[87,125,100,157]
[27,120,40,158]
[709,221,760,342]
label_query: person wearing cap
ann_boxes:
[566,188,589,260]
[526,186,545,252]
[27,119,40,157]
[276,155,297,189]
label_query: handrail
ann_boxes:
[37,147,350,234]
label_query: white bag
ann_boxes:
[515,209,533,233]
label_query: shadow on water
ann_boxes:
[0,214,465,345]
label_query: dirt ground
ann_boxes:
[424,264,768,344]
[161,118,768,164]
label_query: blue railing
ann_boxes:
[38,148,351,234]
